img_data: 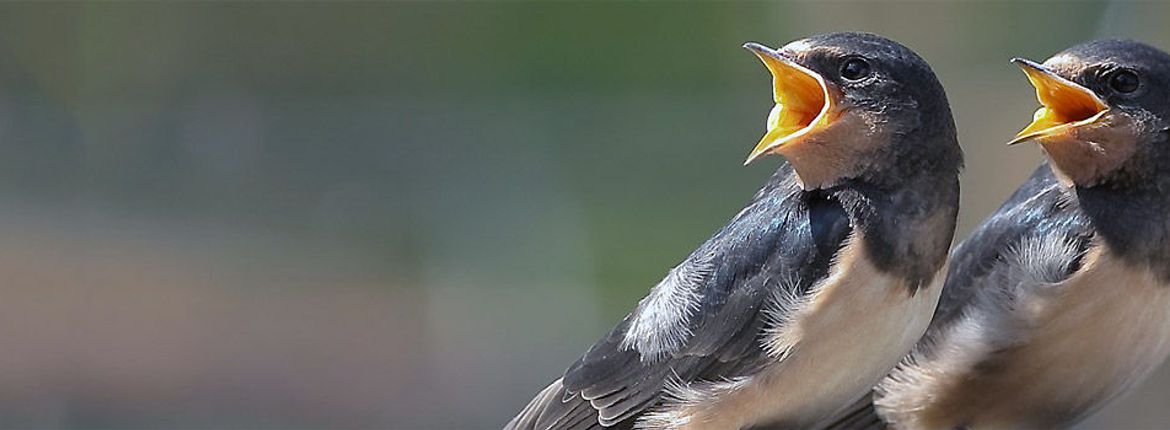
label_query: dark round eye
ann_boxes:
[840,57,871,81]
[1108,69,1140,93]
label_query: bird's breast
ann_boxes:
[668,233,943,430]
[886,243,1170,429]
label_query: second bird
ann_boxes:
[506,32,962,430]
[830,39,1170,430]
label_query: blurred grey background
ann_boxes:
[0,2,1168,429]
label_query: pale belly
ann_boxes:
[885,245,1170,430]
[670,235,945,430]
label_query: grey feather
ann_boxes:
[620,251,717,362]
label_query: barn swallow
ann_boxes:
[825,40,1170,430]
[505,32,962,430]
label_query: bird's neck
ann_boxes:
[1073,177,1170,283]
[826,172,960,293]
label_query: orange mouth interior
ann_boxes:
[1011,58,1108,144]
[744,43,833,164]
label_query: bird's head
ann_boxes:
[1011,40,1170,188]
[744,32,960,190]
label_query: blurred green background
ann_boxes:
[1,2,1168,429]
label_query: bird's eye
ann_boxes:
[1108,69,1140,94]
[840,58,871,81]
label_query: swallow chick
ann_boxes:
[827,39,1170,430]
[504,32,962,430]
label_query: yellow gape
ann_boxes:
[1011,58,1109,145]
[744,43,837,165]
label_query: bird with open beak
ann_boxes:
[505,32,961,430]
[825,39,1170,430]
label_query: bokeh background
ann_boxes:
[1,2,1169,429]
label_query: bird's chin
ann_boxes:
[1036,113,1142,188]
[778,108,888,191]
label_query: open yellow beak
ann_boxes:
[1010,58,1108,145]
[743,43,835,165]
